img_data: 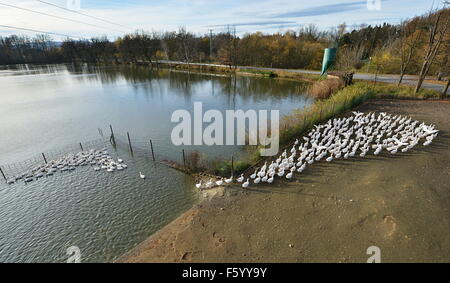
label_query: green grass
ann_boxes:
[367,82,441,99]
[278,83,376,146]
[238,69,278,78]
[189,78,442,176]
[201,83,376,176]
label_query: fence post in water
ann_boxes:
[150,140,156,162]
[127,132,133,154]
[0,167,6,181]
[182,149,187,171]
[79,142,84,151]
[109,125,116,147]
[42,153,48,164]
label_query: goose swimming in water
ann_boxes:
[8,147,128,184]
[139,172,146,179]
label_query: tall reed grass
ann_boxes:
[308,78,344,99]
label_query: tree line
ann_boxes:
[0,7,449,88]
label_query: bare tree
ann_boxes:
[415,9,450,93]
[398,21,422,85]
[218,26,239,70]
[177,27,197,69]
[443,77,450,97]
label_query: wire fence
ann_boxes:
[0,125,239,182]
[0,138,110,181]
[112,132,219,174]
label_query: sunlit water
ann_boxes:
[0,64,312,262]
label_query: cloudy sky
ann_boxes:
[0,0,442,40]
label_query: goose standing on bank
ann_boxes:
[229,111,439,190]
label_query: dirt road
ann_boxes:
[156,60,449,94]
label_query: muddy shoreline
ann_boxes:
[119,99,450,263]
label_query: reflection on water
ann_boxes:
[0,64,312,262]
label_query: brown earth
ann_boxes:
[119,99,450,263]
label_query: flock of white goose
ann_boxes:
[196,111,439,190]
[6,148,128,185]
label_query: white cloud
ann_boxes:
[0,0,436,40]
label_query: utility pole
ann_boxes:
[209,29,213,58]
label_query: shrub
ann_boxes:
[309,78,344,99]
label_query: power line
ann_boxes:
[0,24,82,39]
[36,0,133,30]
[0,2,126,34]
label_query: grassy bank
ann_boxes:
[159,61,443,176]
[365,82,442,99]
[189,82,442,177]
[157,61,322,83]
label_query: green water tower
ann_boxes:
[320,48,337,76]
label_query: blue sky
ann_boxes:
[0,0,442,39]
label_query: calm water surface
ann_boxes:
[0,64,312,262]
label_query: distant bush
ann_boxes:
[309,78,344,99]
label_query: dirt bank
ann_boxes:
[120,99,450,263]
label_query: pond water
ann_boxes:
[0,64,312,262]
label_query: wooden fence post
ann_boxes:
[150,140,156,162]
[109,125,116,146]
[127,132,133,154]
[0,167,6,181]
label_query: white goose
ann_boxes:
[203,179,213,189]
[225,176,233,184]
[286,171,293,179]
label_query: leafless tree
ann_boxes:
[443,77,450,97]
[177,27,197,69]
[398,21,423,85]
[415,9,450,93]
